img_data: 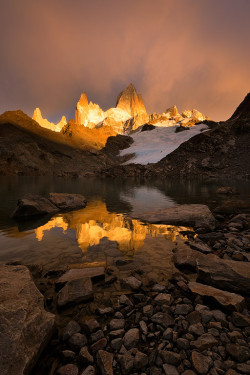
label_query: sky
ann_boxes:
[0,0,250,122]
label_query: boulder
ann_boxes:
[56,267,105,289]
[174,247,250,295]
[48,193,87,210]
[11,195,58,218]
[134,204,216,230]
[188,282,245,312]
[196,257,250,296]
[0,264,55,375]
[11,193,87,218]
[57,277,93,308]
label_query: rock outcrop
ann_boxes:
[75,92,105,127]
[0,264,55,375]
[33,108,67,132]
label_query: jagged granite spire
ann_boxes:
[116,83,147,117]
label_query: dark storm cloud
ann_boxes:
[0,0,249,121]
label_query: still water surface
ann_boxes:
[0,177,249,274]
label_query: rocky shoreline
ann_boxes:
[1,201,250,375]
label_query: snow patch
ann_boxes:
[120,123,208,165]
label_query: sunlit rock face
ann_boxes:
[32,108,67,132]
[35,200,191,256]
[148,105,208,128]
[166,105,179,117]
[75,92,105,126]
[116,83,149,132]
[116,83,147,117]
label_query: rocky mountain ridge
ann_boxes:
[103,93,250,179]
[32,83,208,135]
[33,108,67,132]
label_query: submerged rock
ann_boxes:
[56,267,105,289]
[57,277,93,308]
[48,193,87,210]
[0,264,55,375]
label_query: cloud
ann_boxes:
[0,0,249,121]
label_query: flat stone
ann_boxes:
[161,351,181,365]
[109,319,125,330]
[96,350,113,375]
[81,366,96,375]
[119,294,133,306]
[154,293,171,305]
[191,333,218,351]
[174,248,250,296]
[188,282,245,312]
[90,330,104,343]
[188,323,204,336]
[78,346,93,365]
[175,304,193,315]
[196,257,250,296]
[56,268,105,288]
[82,319,100,333]
[133,204,216,230]
[48,192,86,211]
[57,364,79,375]
[109,329,125,339]
[143,304,154,316]
[57,278,93,308]
[188,241,212,254]
[151,312,175,328]
[96,307,114,316]
[0,264,55,375]
[163,364,179,375]
[90,338,107,355]
[123,328,140,349]
[139,320,148,335]
[122,276,142,291]
[152,284,166,292]
[191,351,213,375]
[231,312,250,327]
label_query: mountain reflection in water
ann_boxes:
[35,200,191,257]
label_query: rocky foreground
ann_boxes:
[0,201,250,375]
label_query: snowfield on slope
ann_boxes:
[120,123,208,164]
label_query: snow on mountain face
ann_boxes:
[120,122,208,165]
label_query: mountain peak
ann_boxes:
[116,83,147,117]
[32,108,66,132]
[78,92,88,108]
